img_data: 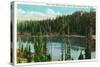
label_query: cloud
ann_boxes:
[46,8,55,15]
[46,8,61,16]
[17,8,45,16]
[29,11,46,16]
[17,8,46,21]
[17,8,62,21]
[17,8,26,14]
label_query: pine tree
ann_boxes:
[27,45,32,62]
[78,51,84,60]
[66,22,72,60]
[85,43,91,59]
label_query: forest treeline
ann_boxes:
[17,11,96,36]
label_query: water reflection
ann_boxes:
[17,36,95,61]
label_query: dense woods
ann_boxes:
[17,11,96,36]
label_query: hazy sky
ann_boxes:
[17,4,95,21]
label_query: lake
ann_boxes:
[17,36,95,61]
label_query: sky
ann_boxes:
[17,4,95,21]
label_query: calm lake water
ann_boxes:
[17,36,95,60]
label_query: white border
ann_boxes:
[13,1,97,66]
